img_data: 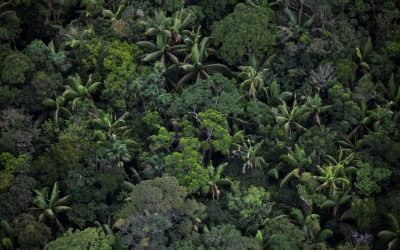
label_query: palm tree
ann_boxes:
[280,144,313,188]
[91,110,129,141]
[202,162,230,200]
[289,208,333,244]
[263,80,293,105]
[233,139,265,174]
[308,63,336,93]
[139,10,172,48]
[348,100,372,141]
[43,93,71,126]
[106,137,136,167]
[137,37,185,65]
[277,3,315,43]
[383,73,400,105]
[62,74,102,110]
[101,2,125,21]
[320,191,352,218]
[312,164,351,194]
[303,93,332,126]
[272,98,309,135]
[61,23,95,49]
[238,66,269,99]
[32,182,71,232]
[170,8,196,43]
[378,214,400,250]
[176,28,232,89]
[355,37,372,73]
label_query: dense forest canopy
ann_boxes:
[0,0,400,249]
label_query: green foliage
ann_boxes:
[198,109,232,155]
[0,2,20,41]
[154,109,232,191]
[164,137,209,191]
[1,52,33,85]
[30,72,63,111]
[156,0,185,13]
[175,28,232,88]
[211,3,276,65]
[354,160,391,196]
[336,58,357,85]
[239,65,268,99]
[203,224,261,250]
[12,213,51,250]
[0,173,36,218]
[117,176,206,248]
[79,38,102,71]
[101,40,141,110]
[0,152,29,191]
[227,182,271,231]
[24,40,50,68]
[128,64,172,112]
[118,213,173,249]
[119,176,203,217]
[0,85,19,108]
[168,74,243,117]
[263,217,306,250]
[45,227,115,250]
[66,162,125,229]
[0,219,14,250]
[342,197,376,232]
[32,136,91,186]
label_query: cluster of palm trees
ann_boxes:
[43,73,102,126]
[137,10,233,90]
[271,93,332,135]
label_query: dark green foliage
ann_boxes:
[203,224,261,250]
[168,74,243,117]
[0,173,36,218]
[119,213,173,249]
[0,108,36,154]
[128,63,172,113]
[0,3,21,42]
[211,3,276,65]
[12,213,51,250]
[263,217,306,250]
[1,52,33,85]
[32,135,91,186]
[342,197,377,232]
[66,163,125,229]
